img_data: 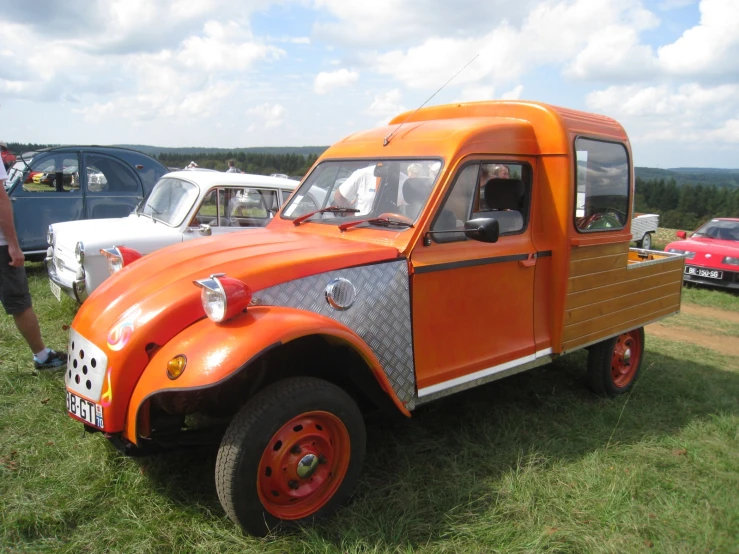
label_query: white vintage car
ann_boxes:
[46,171,299,302]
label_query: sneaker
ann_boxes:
[35,349,67,371]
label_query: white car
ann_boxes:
[46,171,299,302]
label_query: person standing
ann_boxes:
[0,141,16,171]
[0,163,66,371]
[226,159,242,173]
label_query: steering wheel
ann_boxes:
[377,212,414,225]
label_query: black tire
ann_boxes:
[639,233,653,250]
[587,327,645,396]
[215,377,366,536]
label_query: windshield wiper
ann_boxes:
[338,216,413,232]
[293,206,360,226]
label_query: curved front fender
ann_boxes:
[123,305,410,443]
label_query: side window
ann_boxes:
[431,161,531,242]
[20,154,81,194]
[226,188,276,227]
[85,155,140,194]
[194,189,225,226]
[281,189,293,204]
[574,138,629,232]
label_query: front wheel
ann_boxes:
[587,328,645,396]
[215,377,366,536]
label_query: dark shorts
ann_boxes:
[0,246,33,315]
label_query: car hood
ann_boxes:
[74,228,401,347]
[53,214,175,252]
[666,237,739,258]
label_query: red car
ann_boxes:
[665,218,739,290]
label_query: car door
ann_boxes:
[83,153,144,220]
[9,152,83,253]
[410,159,539,397]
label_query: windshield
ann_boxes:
[141,177,199,226]
[692,219,739,241]
[281,159,442,226]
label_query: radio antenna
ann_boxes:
[383,54,479,147]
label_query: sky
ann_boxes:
[1,0,738,168]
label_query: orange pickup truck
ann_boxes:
[64,100,685,535]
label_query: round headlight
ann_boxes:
[75,242,85,264]
[201,280,227,322]
[194,274,252,323]
[47,225,54,246]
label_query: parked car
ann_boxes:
[5,146,169,258]
[631,213,659,249]
[64,100,684,535]
[47,171,299,302]
[665,218,739,290]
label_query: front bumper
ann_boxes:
[46,250,88,302]
[683,264,739,290]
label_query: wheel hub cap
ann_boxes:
[297,453,319,479]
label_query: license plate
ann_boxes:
[685,266,723,280]
[66,390,103,428]
[49,279,62,302]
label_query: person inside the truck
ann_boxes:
[333,164,378,215]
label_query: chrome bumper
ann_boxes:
[46,251,88,303]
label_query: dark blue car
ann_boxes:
[6,146,169,258]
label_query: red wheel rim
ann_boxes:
[611,330,642,387]
[257,411,351,520]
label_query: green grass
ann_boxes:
[1,264,738,553]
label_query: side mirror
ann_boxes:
[676,230,687,239]
[199,224,212,236]
[464,217,499,243]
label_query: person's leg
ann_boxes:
[1,246,65,370]
[13,307,45,353]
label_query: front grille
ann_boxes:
[65,328,109,401]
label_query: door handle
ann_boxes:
[519,253,537,267]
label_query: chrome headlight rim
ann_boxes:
[74,241,85,264]
[47,225,54,247]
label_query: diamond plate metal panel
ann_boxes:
[65,328,108,401]
[253,260,416,406]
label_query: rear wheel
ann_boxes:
[587,328,645,396]
[639,233,653,250]
[215,377,366,536]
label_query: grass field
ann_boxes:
[1,252,738,553]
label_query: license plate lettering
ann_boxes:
[685,267,722,279]
[49,279,62,302]
[66,391,102,428]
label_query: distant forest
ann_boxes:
[634,177,739,230]
[7,142,739,229]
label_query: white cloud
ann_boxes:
[368,89,406,125]
[178,21,285,71]
[313,68,359,94]
[247,102,288,129]
[657,0,739,78]
[500,85,524,100]
[585,83,739,144]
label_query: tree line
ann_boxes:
[157,152,319,177]
[635,177,739,230]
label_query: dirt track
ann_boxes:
[646,304,739,357]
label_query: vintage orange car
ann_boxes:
[64,101,685,535]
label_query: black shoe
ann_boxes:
[35,349,67,371]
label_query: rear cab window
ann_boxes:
[574,138,630,232]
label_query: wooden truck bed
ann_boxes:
[562,242,685,352]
